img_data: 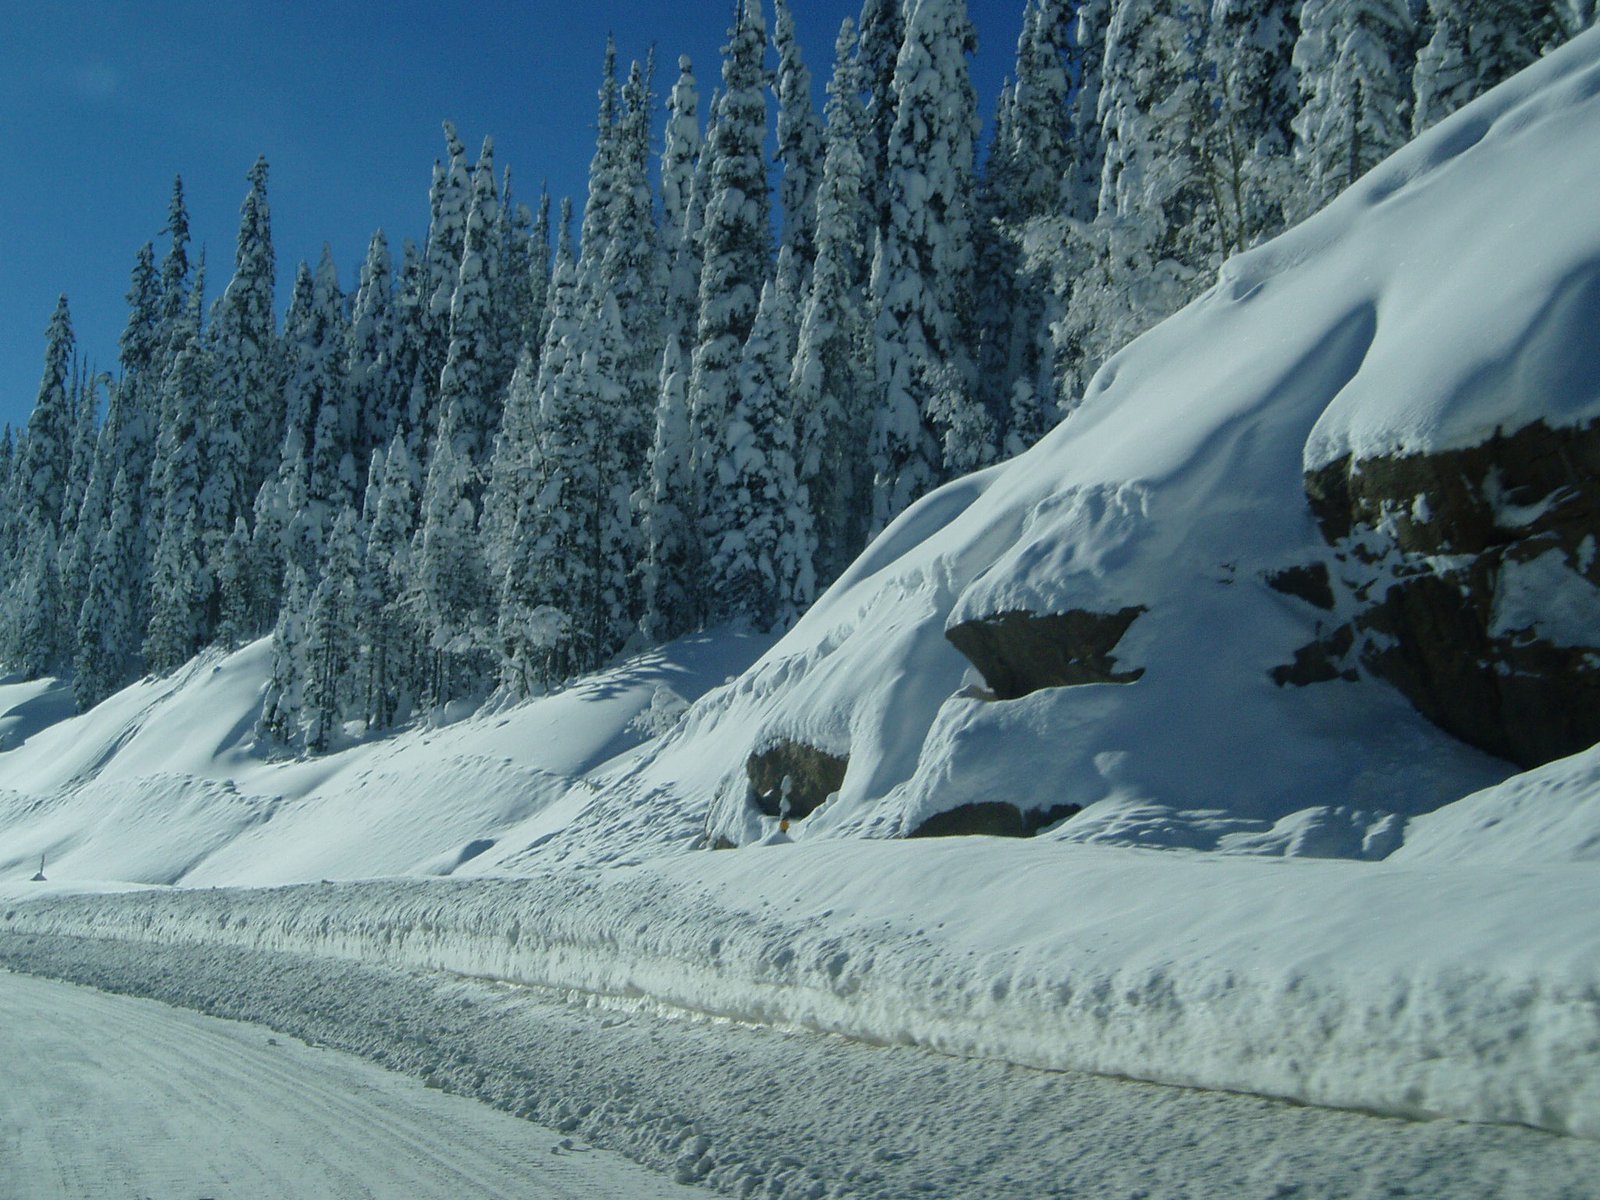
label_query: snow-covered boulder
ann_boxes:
[616,30,1600,856]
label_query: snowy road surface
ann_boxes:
[3,935,1596,1200]
[0,969,704,1200]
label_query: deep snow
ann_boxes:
[4,940,1593,1200]
[0,26,1597,1195]
[645,28,1600,854]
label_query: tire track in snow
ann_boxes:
[0,969,706,1200]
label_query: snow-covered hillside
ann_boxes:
[0,633,769,885]
[3,26,1600,1171]
[623,26,1600,857]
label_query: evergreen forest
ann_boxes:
[0,0,1586,753]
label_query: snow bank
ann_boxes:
[8,839,1598,1139]
[1393,742,1600,865]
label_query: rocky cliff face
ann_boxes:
[1290,418,1600,768]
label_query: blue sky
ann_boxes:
[0,1,1023,435]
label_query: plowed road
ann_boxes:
[0,970,702,1199]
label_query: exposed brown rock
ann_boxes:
[1265,563,1336,611]
[1305,418,1600,567]
[1301,417,1600,768]
[746,740,849,821]
[907,801,1082,839]
[945,607,1146,701]
[1271,625,1357,687]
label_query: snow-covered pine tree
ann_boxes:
[1412,0,1566,132]
[792,16,877,585]
[61,365,101,552]
[1293,0,1416,218]
[58,377,109,662]
[1071,0,1114,221]
[870,0,989,529]
[1097,0,1216,272]
[89,251,163,650]
[143,505,207,676]
[1207,0,1301,254]
[514,270,631,680]
[282,250,354,526]
[1051,0,1216,415]
[689,0,774,623]
[639,338,697,642]
[437,139,505,468]
[481,350,534,589]
[774,0,827,281]
[495,172,539,380]
[1009,0,1080,221]
[481,354,544,688]
[4,531,65,681]
[258,562,310,747]
[413,401,488,703]
[303,506,360,752]
[17,297,76,542]
[419,123,472,402]
[976,0,1080,456]
[492,205,583,680]
[857,0,907,233]
[156,176,193,368]
[249,422,319,629]
[526,189,554,361]
[213,516,256,648]
[145,329,214,669]
[3,297,77,674]
[595,57,664,509]
[207,157,280,519]
[568,291,636,664]
[357,437,418,728]
[708,270,814,631]
[494,513,571,697]
[659,57,704,316]
[347,230,404,465]
[58,367,104,632]
[119,243,164,384]
[73,467,143,708]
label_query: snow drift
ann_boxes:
[593,29,1600,855]
[2,30,1600,1152]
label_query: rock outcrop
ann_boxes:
[907,801,1082,839]
[746,741,849,821]
[1290,418,1600,768]
[944,608,1146,701]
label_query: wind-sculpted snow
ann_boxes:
[7,839,1599,1140]
[664,32,1600,850]
[0,633,772,885]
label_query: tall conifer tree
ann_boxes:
[688,0,774,618]
[870,0,988,529]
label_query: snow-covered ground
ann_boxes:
[0,26,1598,1200]
[7,835,1599,1139]
[3,939,1593,1200]
[0,969,706,1200]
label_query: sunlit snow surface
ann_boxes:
[2,28,1600,1159]
[642,28,1600,853]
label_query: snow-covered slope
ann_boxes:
[2,30,1600,1158]
[604,29,1600,857]
[0,633,769,886]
